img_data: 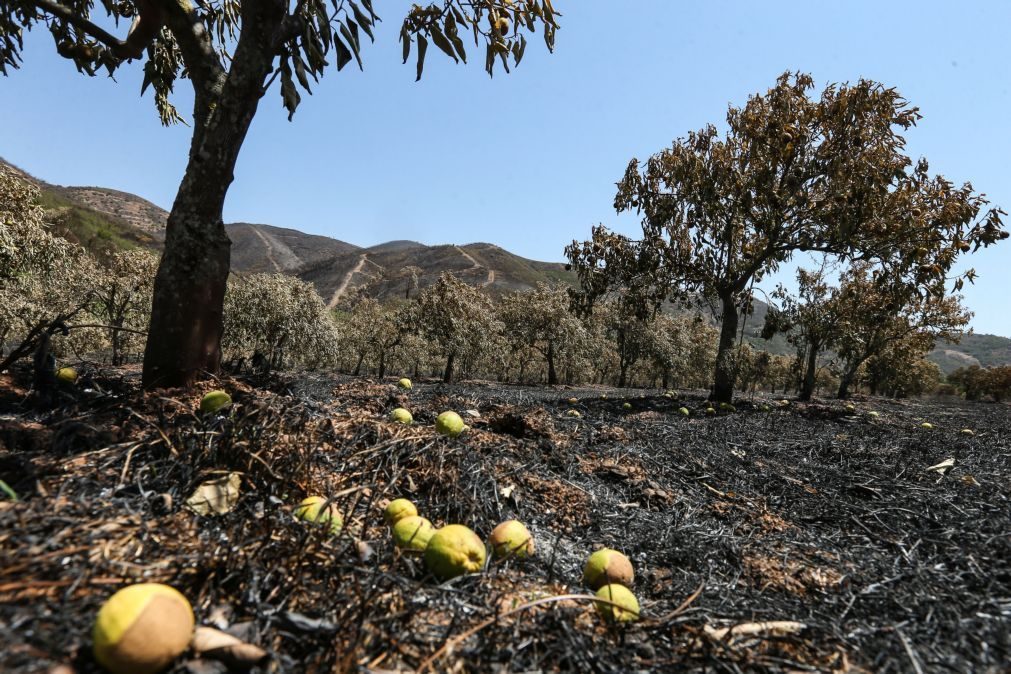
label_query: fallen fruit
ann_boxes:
[566,409,581,418]
[200,390,232,414]
[424,524,486,580]
[583,548,634,590]
[489,520,534,559]
[920,422,934,430]
[93,583,194,674]
[294,496,342,535]
[398,378,412,389]
[868,411,880,418]
[678,407,690,416]
[594,583,640,623]
[705,407,716,416]
[390,408,413,424]
[56,366,78,384]
[435,411,466,438]
[392,516,435,552]
[844,403,856,413]
[960,428,975,437]
[384,498,418,525]
[622,402,632,410]
[568,397,579,404]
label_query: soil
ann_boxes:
[1,366,1008,673]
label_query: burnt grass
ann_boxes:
[1,367,1009,673]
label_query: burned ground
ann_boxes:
[0,367,1008,673]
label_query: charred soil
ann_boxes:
[1,367,1009,673]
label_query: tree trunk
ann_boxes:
[799,342,819,401]
[444,352,455,383]
[618,364,628,388]
[142,6,282,389]
[837,365,859,399]
[353,353,365,377]
[546,340,558,386]
[378,351,387,379]
[712,294,739,403]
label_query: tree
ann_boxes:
[763,264,843,401]
[89,249,158,364]
[566,72,1006,403]
[831,263,970,398]
[3,0,561,389]
[222,273,339,370]
[0,166,99,368]
[415,272,500,382]
[499,282,587,385]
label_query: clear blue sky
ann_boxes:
[3,1,1010,336]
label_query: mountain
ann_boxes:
[227,223,359,274]
[4,158,1009,372]
[298,241,574,308]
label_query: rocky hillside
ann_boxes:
[228,223,358,274]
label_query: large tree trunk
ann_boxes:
[712,294,739,403]
[546,340,558,386]
[142,3,282,389]
[799,342,819,401]
[837,363,860,399]
[443,352,456,383]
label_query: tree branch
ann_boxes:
[30,0,129,51]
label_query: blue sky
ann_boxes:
[3,1,1010,335]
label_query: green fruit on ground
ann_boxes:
[594,583,640,623]
[705,407,716,416]
[392,516,435,552]
[390,408,413,424]
[566,409,581,418]
[960,428,975,436]
[424,524,487,580]
[920,422,934,429]
[489,520,534,559]
[384,498,418,525]
[398,378,412,389]
[760,404,771,412]
[622,402,632,410]
[435,411,466,438]
[678,407,690,416]
[93,583,194,674]
[868,411,880,417]
[719,402,736,412]
[56,366,78,384]
[582,548,634,590]
[294,496,342,535]
[199,390,232,414]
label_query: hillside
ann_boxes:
[299,241,574,308]
[227,222,358,274]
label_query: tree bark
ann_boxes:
[837,364,859,399]
[712,294,739,403]
[546,340,558,386]
[799,341,819,401]
[443,352,455,383]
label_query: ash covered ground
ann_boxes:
[1,367,1009,673]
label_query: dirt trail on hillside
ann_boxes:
[250,225,301,272]
[328,253,368,308]
[456,246,496,287]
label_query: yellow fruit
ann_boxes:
[423,524,486,580]
[489,520,534,559]
[719,402,736,412]
[294,496,342,535]
[705,407,716,416]
[93,583,194,674]
[566,409,581,418]
[582,548,634,590]
[56,366,78,384]
[398,378,413,390]
[199,390,232,414]
[384,498,418,525]
[392,516,435,552]
[568,397,579,404]
[920,422,934,430]
[494,16,510,33]
[390,408,413,424]
[594,583,640,623]
[845,404,856,413]
[678,407,690,416]
[435,411,466,438]
[960,428,975,437]
[868,410,880,418]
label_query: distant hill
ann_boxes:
[4,157,1008,372]
[298,241,574,308]
[227,223,358,274]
